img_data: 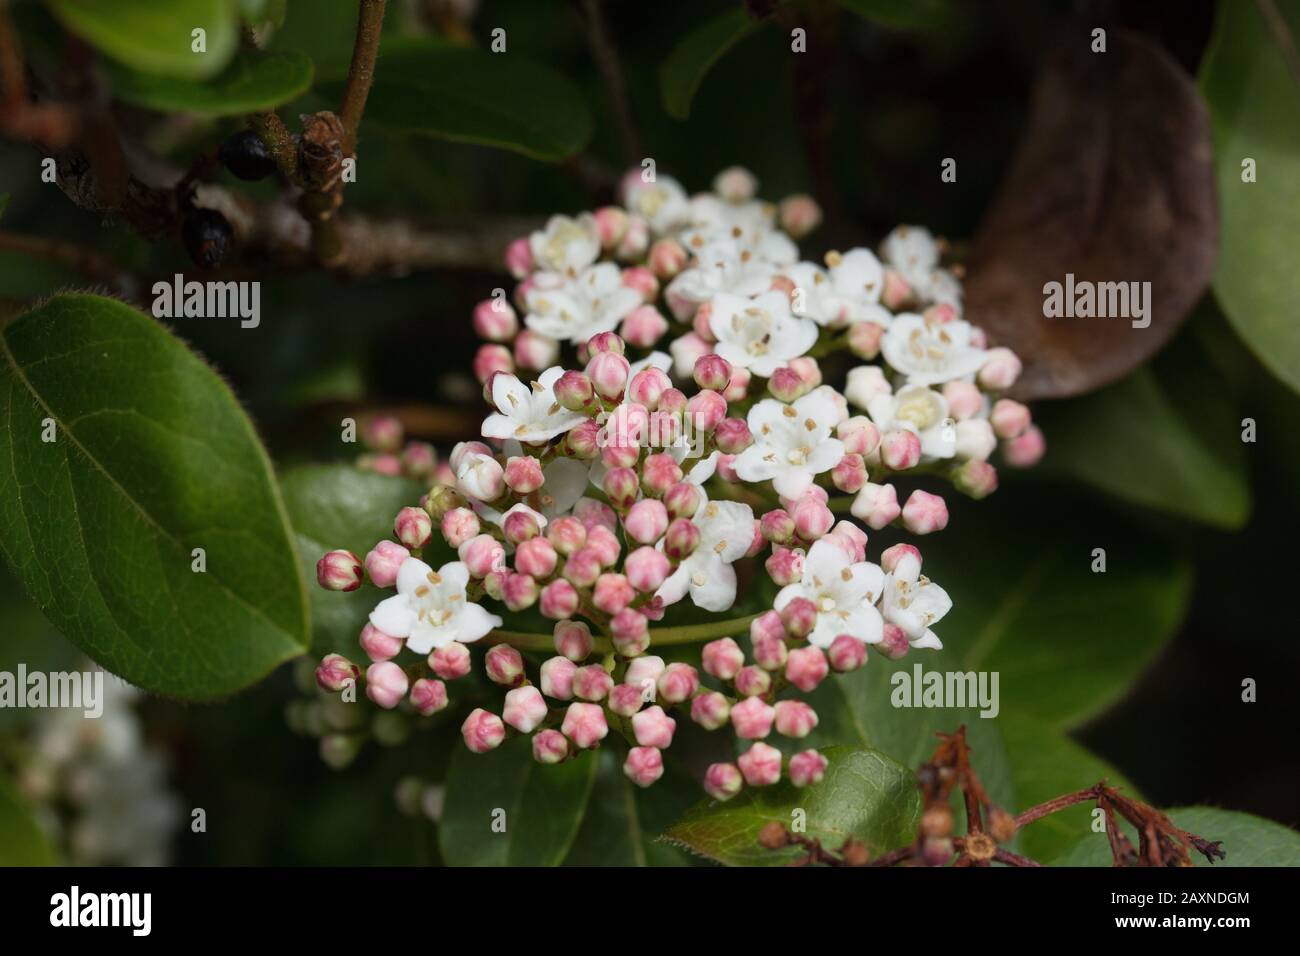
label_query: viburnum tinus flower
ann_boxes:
[309,165,1046,801]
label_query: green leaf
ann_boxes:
[660,8,760,121]
[107,50,314,116]
[440,735,599,866]
[998,714,1140,863]
[1051,807,1300,867]
[270,0,374,83]
[0,294,308,699]
[279,464,427,656]
[663,747,919,866]
[1200,0,1300,395]
[1036,329,1252,529]
[928,504,1192,728]
[564,749,701,866]
[47,0,238,80]
[834,0,952,30]
[0,774,58,865]
[326,39,592,162]
[0,567,82,730]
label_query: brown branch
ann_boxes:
[0,229,124,287]
[578,0,642,164]
[339,0,388,157]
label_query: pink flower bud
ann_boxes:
[714,165,758,201]
[768,367,806,402]
[848,320,885,359]
[978,347,1022,391]
[610,608,651,657]
[532,728,569,764]
[315,654,360,692]
[752,632,789,671]
[989,399,1031,440]
[828,634,868,672]
[543,620,588,664]
[882,268,912,310]
[878,622,911,660]
[621,266,659,302]
[561,702,609,749]
[631,705,676,748]
[462,708,506,753]
[616,215,650,261]
[361,541,407,589]
[586,524,622,567]
[723,366,752,403]
[901,489,949,535]
[831,453,868,494]
[608,683,646,717]
[852,482,901,529]
[594,206,629,248]
[362,414,403,453]
[694,640,740,684]
[713,417,753,454]
[401,442,436,479]
[773,700,819,738]
[439,508,478,549]
[571,664,613,702]
[622,654,662,688]
[318,549,363,591]
[457,453,505,502]
[704,762,744,800]
[514,329,559,372]
[500,685,548,734]
[758,509,794,546]
[880,428,922,471]
[485,644,525,687]
[500,510,538,547]
[780,596,818,638]
[789,749,829,787]
[792,498,834,541]
[366,661,409,709]
[656,662,699,704]
[954,458,999,499]
[394,506,432,550]
[360,622,403,662]
[590,573,633,615]
[789,356,822,389]
[623,746,665,788]
[658,387,688,415]
[663,482,702,520]
[764,546,804,587]
[694,354,733,392]
[750,609,787,645]
[515,535,557,578]
[598,466,636,510]
[778,193,822,239]
[738,742,783,787]
[505,237,534,278]
[473,298,518,341]
[544,516,585,556]
[587,330,626,355]
[562,546,602,588]
[649,238,687,279]
[937,381,980,423]
[473,343,514,384]
[502,572,539,612]
[663,517,700,559]
[691,691,732,731]
[1002,424,1045,468]
[410,678,449,716]
[615,548,664,596]
[786,645,829,692]
[422,645,467,684]
[686,389,728,433]
[878,546,919,577]
[583,351,628,401]
[628,367,671,410]
[458,534,505,578]
[532,580,576,622]
[734,665,772,697]
[830,520,868,562]
[617,501,664,548]
[540,656,577,700]
[362,454,400,477]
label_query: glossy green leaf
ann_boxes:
[0,774,58,865]
[0,294,308,699]
[440,735,599,866]
[660,8,760,121]
[834,0,952,30]
[329,40,592,162]
[998,714,1140,863]
[47,0,238,80]
[1051,806,1300,867]
[279,464,427,656]
[1200,0,1300,395]
[0,567,82,729]
[107,50,314,116]
[663,747,919,866]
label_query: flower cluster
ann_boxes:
[313,167,1044,799]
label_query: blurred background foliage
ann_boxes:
[0,0,1297,865]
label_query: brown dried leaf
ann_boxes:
[964,28,1218,399]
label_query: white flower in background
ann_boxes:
[708,290,818,377]
[881,551,950,650]
[481,366,586,443]
[734,389,846,499]
[867,384,956,460]
[666,234,791,312]
[774,538,885,648]
[529,214,600,275]
[685,194,778,241]
[881,224,961,308]
[955,418,996,461]
[534,457,590,519]
[880,313,987,386]
[655,499,754,611]
[623,173,692,235]
[370,558,502,654]
[525,263,642,343]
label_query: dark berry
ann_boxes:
[182,208,233,268]
[219,129,277,181]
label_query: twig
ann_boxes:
[339,0,388,157]
[0,229,125,286]
[578,0,643,164]
[1256,0,1300,94]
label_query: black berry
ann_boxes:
[219,129,277,181]
[182,208,233,268]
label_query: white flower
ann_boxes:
[845,365,892,410]
[774,538,885,648]
[880,225,962,308]
[881,551,949,650]
[481,366,586,443]
[455,451,503,501]
[880,313,987,386]
[955,418,996,461]
[525,263,642,344]
[708,290,818,377]
[786,249,891,328]
[734,389,846,499]
[370,558,502,654]
[655,499,754,611]
[866,384,956,460]
[529,214,600,275]
[666,235,787,311]
[623,174,692,235]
